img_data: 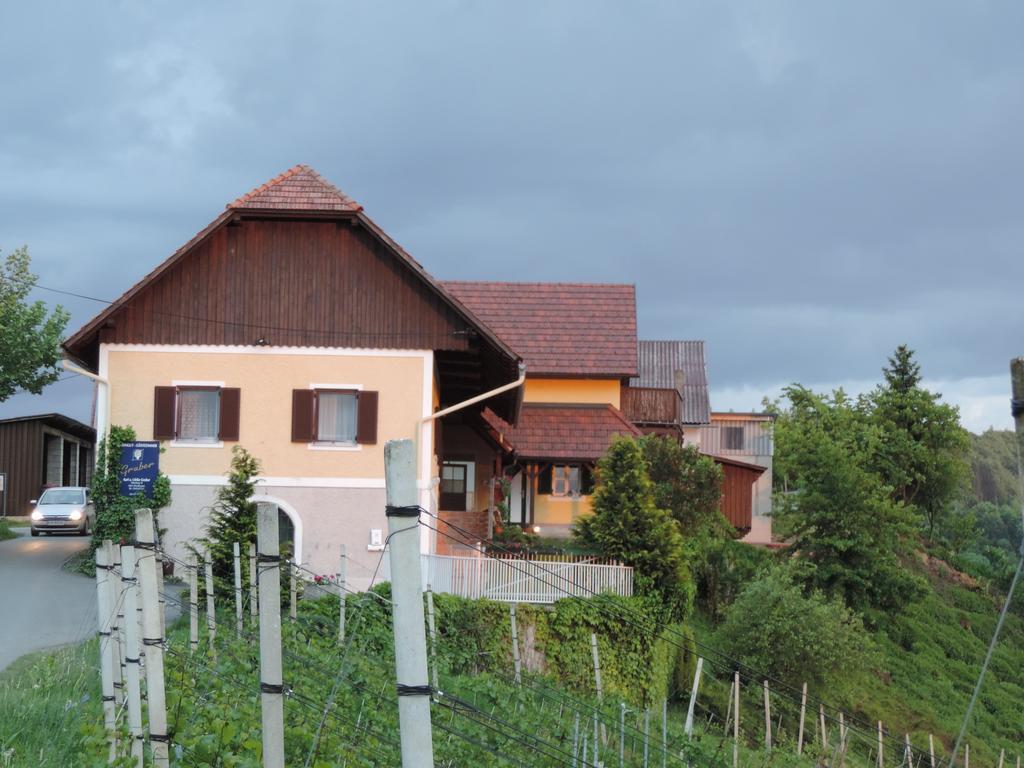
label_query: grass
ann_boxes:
[0,642,101,767]
[0,520,16,542]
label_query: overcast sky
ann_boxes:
[2,2,1021,432]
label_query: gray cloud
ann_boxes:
[1,1,1022,428]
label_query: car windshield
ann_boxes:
[39,489,86,505]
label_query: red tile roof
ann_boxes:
[442,282,637,378]
[483,404,641,461]
[228,164,363,212]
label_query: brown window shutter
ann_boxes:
[356,391,379,445]
[291,389,316,442]
[219,388,241,441]
[154,387,177,440]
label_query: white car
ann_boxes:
[29,487,95,536]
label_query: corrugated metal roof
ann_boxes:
[629,340,711,425]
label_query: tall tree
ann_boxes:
[640,435,725,538]
[0,247,70,401]
[574,436,691,616]
[774,385,923,616]
[868,345,970,539]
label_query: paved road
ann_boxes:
[0,529,96,671]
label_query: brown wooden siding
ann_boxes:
[621,386,682,426]
[91,219,476,360]
[718,461,760,532]
[0,420,45,517]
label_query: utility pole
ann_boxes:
[256,502,285,768]
[384,439,435,768]
[135,509,169,768]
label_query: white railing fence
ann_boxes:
[422,552,633,604]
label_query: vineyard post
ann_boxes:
[929,734,936,768]
[256,501,285,768]
[763,680,772,751]
[233,542,242,637]
[644,707,650,768]
[204,547,216,663]
[591,632,606,742]
[249,541,258,619]
[94,543,117,762]
[998,749,1005,768]
[661,698,667,768]
[594,711,600,767]
[510,604,522,684]
[966,743,970,768]
[684,657,703,738]
[820,704,828,750]
[154,531,166,636]
[573,712,580,768]
[905,733,912,767]
[289,562,297,620]
[384,439,435,767]
[797,682,807,756]
[426,583,438,690]
[339,544,348,645]
[136,509,169,768]
[877,721,883,768]
[104,540,123,708]
[188,553,198,654]
[121,545,144,768]
[733,671,740,768]
[620,702,626,767]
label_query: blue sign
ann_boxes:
[120,441,160,498]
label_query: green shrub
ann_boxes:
[715,565,871,691]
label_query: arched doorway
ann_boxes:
[253,495,303,565]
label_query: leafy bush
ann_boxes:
[640,435,725,537]
[694,537,774,623]
[714,565,871,691]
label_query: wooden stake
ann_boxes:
[965,743,970,768]
[120,545,144,768]
[248,541,258,619]
[338,544,347,645]
[643,707,650,768]
[426,583,438,690]
[797,682,807,756]
[929,733,936,768]
[733,671,740,768]
[763,680,772,751]
[94,544,117,761]
[877,721,884,768]
[510,604,522,683]
[188,553,199,655]
[820,703,828,750]
[684,657,703,738]
[204,548,216,662]
[905,733,912,767]
[662,698,667,768]
[154,533,166,637]
[256,502,285,768]
[135,509,169,768]
[619,702,626,767]
[289,562,297,620]
[998,748,1005,768]
[232,542,242,637]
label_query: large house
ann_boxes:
[64,165,774,580]
[63,165,522,586]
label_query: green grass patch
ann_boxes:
[0,520,17,541]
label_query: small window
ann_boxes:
[316,390,358,444]
[178,388,221,442]
[724,426,744,450]
[440,462,469,511]
[545,465,594,498]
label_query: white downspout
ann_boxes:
[62,360,109,467]
[416,362,526,556]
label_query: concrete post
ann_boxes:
[121,545,145,768]
[797,682,807,756]
[684,657,703,738]
[426,583,438,691]
[94,545,117,761]
[257,502,285,768]
[249,541,258,619]
[289,563,297,621]
[136,509,169,768]
[204,548,216,663]
[510,605,522,684]
[104,540,124,708]
[188,553,199,655]
[338,544,347,645]
[384,439,435,768]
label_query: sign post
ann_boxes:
[119,442,160,498]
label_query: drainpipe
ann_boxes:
[416,362,526,554]
[62,360,109,465]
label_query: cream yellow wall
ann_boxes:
[533,492,593,528]
[103,345,429,479]
[523,378,620,408]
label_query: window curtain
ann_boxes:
[318,393,357,442]
[179,389,220,440]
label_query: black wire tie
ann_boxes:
[142,637,163,647]
[396,683,433,697]
[261,682,285,694]
[386,505,422,518]
[1012,398,1024,418]
[150,733,170,743]
[126,656,140,664]
[102,695,115,703]
[257,553,281,564]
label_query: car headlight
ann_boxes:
[69,510,83,521]
[31,510,43,521]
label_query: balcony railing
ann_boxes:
[621,386,682,425]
